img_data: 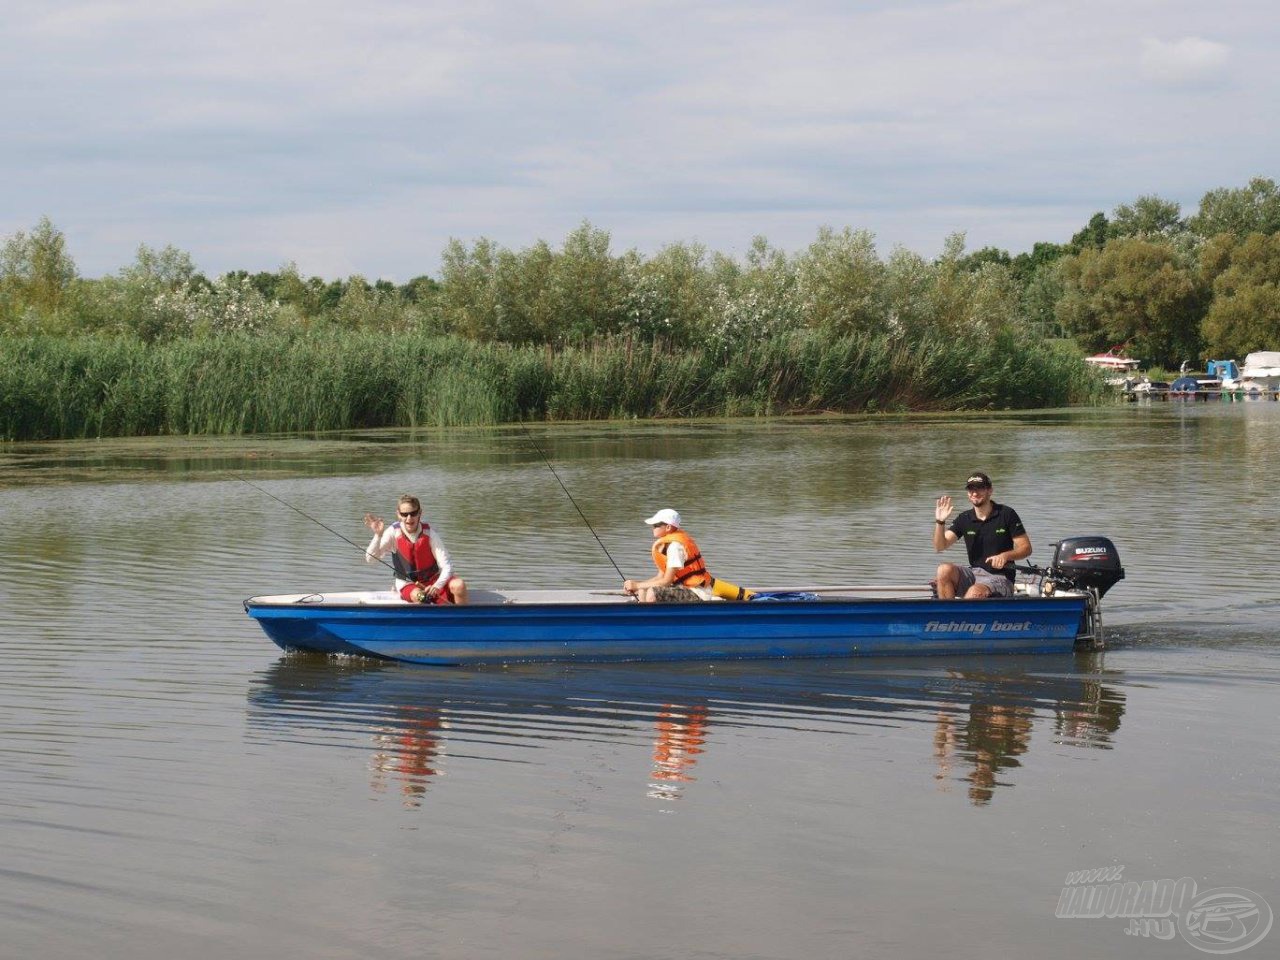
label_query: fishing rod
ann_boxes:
[231,473,398,576]
[519,423,628,583]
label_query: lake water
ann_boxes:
[1,405,1277,960]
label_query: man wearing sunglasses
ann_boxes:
[364,494,468,604]
[621,508,711,603]
[932,472,1031,599]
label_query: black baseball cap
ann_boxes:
[965,472,992,489]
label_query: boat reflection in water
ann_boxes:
[247,653,1126,809]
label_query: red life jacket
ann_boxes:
[651,530,710,587]
[392,523,441,586]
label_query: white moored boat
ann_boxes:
[1226,351,1280,396]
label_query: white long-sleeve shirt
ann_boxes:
[365,522,454,591]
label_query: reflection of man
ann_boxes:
[931,684,1034,806]
[370,705,447,809]
[965,702,1034,805]
[933,471,1031,599]
[647,704,709,801]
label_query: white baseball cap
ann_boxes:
[644,508,682,528]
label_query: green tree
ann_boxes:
[247,271,281,301]
[1010,241,1068,287]
[928,234,1020,335]
[437,237,501,340]
[0,217,78,328]
[1200,232,1280,355]
[272,263,313,315]
[1055,237,1207,365]
[435,227,629,344]
[793,226,883,334]
[958,246,1012,272]
[400,275,440,304]
[310,277,347,313]
[881,246,933,338]
[622,241,713,343]
[705,236,800,346]
[107,243,201,339]
[1021,263,1066,339]
[1110,195,1184,239]
[121,243,197,289]
[1069,212,1110,252]
[332,276,404,331]
[1190,177,1280,239]
[545,221,628,342]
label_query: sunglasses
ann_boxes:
[965,485,990,492]
[398,509,421,517]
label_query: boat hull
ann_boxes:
[244,595,1090,665]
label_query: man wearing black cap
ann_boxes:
[932,472,1031,599]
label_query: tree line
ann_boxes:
[3,176,1279,366]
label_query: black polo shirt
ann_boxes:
[948,502,1026,580]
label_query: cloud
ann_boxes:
[1139,36,1230,85]
[1,2,1277,279]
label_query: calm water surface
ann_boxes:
[1,406,1277,960]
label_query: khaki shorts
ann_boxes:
[652,585,705,603]
[954,566,1015,598]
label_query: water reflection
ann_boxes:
[370,705,449,807]
[247,653,1127,808]
[930,666,1126,805]
[647,704,710,801]
[932,700,1034,805]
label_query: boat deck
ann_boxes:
[248,586,938,608]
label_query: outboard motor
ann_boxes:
[1048,536,1125,597]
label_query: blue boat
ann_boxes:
[244,588,1099,664]
[245,537,1125,666]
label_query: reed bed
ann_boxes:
[0,330,1103,440]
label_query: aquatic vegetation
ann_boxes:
[0,330,1103,440]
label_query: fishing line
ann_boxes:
[231,473,398,575]
[518,423,627,583]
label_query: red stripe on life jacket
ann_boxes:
[392,523,441,585]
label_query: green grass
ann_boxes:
[0,330,1105,440]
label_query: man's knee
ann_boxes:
[963,583,992,600]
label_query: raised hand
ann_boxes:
[934,495,952,524]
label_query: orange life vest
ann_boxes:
[651,530,710,588]
[392,523,441,586]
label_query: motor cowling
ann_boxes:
[1049,536,1125,597]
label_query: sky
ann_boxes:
[3,0,1277,281]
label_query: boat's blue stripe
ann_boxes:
[246,597,1086,664]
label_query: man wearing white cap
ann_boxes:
[623,508,715,603]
